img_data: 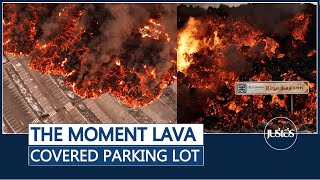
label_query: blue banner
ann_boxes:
[28,146,204,166]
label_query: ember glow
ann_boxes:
[177,4,317,132]
[3,4,50,56]
[3,3,177,108]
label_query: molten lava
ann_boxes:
[3,4,176,108]
[3,4,49,56]
[177,4,317,132]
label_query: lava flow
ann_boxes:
[177,4,317,132]
[3,4,177,108]
[3,3,51,56]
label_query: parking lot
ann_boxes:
[3,55,177,134]
[3,67,36,133]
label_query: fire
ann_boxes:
[289,12,311,42]
[165,33,170,42]
[3,39,11,45]
[270,94,286,108]
[263,37,280,58]
[151,69,156,79]
[177,17,201,72]
[3,4,176,108]
[177,4,316,132]
[3,4,50,56]
[307,50,317,57]
[66,69,76,77]
[61,58,68,67]
[149,18,161,26]
[213,31,221,45]
[139,18,169,41]
[40,44,47,49]
[228,101,242,113]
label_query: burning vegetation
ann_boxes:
[177,4,317,132]
[3,3,177,108]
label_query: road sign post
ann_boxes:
[291,94,294,114]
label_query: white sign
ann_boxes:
[235,81,309,95]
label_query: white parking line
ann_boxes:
[31,119,40,124]
[48,110,57,116]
